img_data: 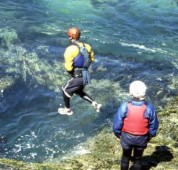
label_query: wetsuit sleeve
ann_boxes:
[113,102,128,138]
[146,103,159,137]
[85,44,95,62]
[64,45,79,71]
[89,50,94,62]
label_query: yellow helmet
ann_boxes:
[67,27,80,40]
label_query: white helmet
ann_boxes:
[129,80,147,99]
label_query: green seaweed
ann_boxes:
[0,28,18,48]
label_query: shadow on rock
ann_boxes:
[141,145,173,170]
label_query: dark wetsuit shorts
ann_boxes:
[62,77,84,98]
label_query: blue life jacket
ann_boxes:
[73,42,90,69]
[73,42,91,86]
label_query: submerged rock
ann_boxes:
[0,77,16,92]
[0,28,18,49]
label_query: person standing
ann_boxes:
[58,27,101,115]
[113,80,159,170]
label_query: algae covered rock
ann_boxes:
[0,28,18,48]
[0,77,16,92]
[1,45,65,93]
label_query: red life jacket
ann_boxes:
[122,103,149,135]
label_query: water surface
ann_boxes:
[0,0,178,163]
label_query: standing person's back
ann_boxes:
[113,80,159,170]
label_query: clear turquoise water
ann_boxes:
[0,0,178,163]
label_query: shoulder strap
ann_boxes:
[73,41,90,68]
[72,41,82,48]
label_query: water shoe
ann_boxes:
[92,101,102,112]
[58,107,73,116]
